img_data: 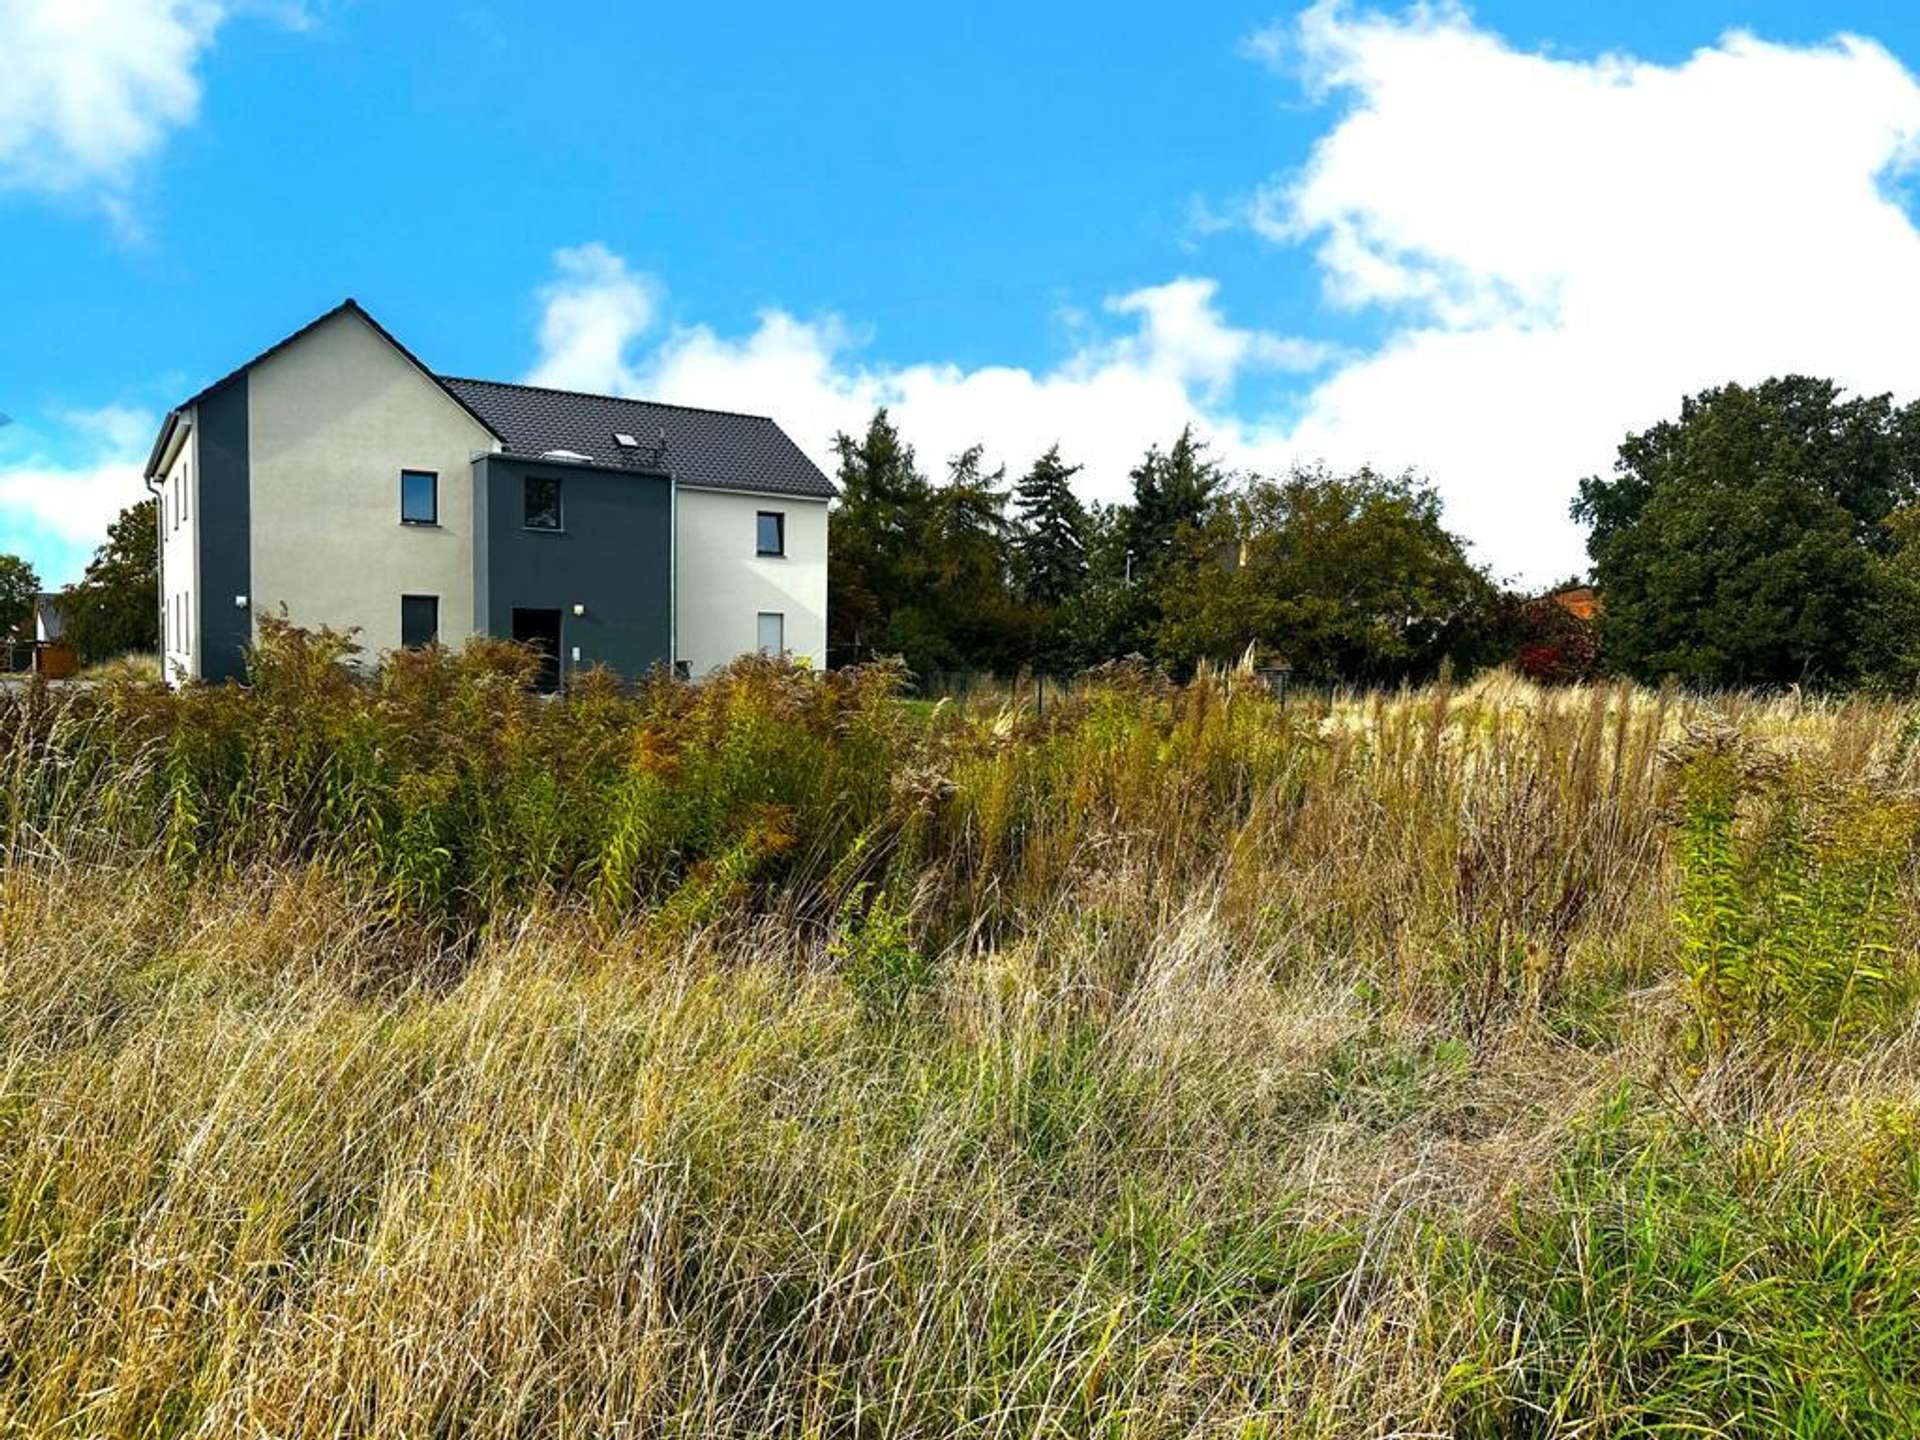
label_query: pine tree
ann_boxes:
[1012,444,1088,606]
[890,445,1025,675]
[1128,425,1222,575]
[827,409,930,663]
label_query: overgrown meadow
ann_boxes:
[6,621,1920,1437]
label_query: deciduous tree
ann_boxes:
[1575,377,1920,686]
[1157,466,1495,681]
[61,500,159,662]
[0,553,38,641]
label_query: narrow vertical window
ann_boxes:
[757,611,785,656]
[400,470,438,525]
[756,510,785,556]
[401,594,440,649]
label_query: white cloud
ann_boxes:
[0,0,222,195]
[57,403,158,454]
[1239,0,1920,580]
[525,243,661,393]
[527,8,1920,586]
[0,406,154,585]
[524,251,1328,505]
[0,0,315,203]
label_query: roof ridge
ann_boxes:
[437,374,776,424]
[153,298,505,474]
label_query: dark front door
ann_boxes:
[511,607,563,694]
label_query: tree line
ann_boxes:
[828,409,1544,684]
[13,372,1920,690]
[831,374,1920,690]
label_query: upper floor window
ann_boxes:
[401,470,438,525]
[756,510,785,556]
[524,476,562,530]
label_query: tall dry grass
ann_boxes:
[4,630,1920,1435]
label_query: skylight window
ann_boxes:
[613,432,640,448]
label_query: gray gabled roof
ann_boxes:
[439,376,836,500]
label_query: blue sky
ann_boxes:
[9,0,1920,588]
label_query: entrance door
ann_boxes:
[511,608,563,694]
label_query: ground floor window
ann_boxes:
[401,594,439,649]
[757,611,785,656]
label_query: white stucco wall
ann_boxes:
[159,413,198,681]
[674,489,828,675]
[246,309,495,661]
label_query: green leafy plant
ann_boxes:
[831,882,930,1019]
[1669,724,1918,1050]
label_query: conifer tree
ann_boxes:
[1012,444,1088,607]
[1127,425,1223,576]
[827,409,930,663]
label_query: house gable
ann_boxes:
[244,306,499,660]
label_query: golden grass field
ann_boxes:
[4,633,1920,1436]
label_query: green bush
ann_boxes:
[1669,724,1920,1051]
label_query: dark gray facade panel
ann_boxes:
[472,458,489,637]
[473,456,673,681]
[196,379,251,683]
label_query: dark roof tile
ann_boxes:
[439,376,835,500]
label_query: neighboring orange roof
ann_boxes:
[1546,584,1599,620]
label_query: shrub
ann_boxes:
[1668,724,1920,1051]
[830,882,930,1019]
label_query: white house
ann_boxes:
[145,300,831,687]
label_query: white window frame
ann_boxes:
[756,611,785,656]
